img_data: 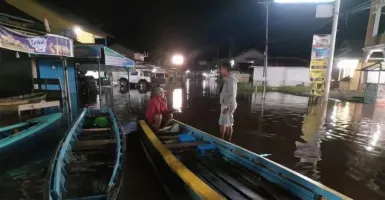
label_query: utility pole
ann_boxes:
[263,3,269,99]
[258,1,270,99]
[227,38,234,59]
[324,0,341,100]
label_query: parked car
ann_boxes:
[117,69,167,88]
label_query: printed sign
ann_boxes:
[310,82,325,96]
[310,59,327,72]
[312,34,331,48]
[104,47,134,67]
[310,71,326,82]
[74,45,101,58]
[309,34,331,96]
[134,53,145,61]
[0,25,73,57]
[311,48,330,59]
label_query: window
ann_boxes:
[156,73,165,78]
[130,72,138,76]
[143,71,151,77]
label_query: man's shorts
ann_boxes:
[218,105,237,127]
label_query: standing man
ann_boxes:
[218,62,237,139]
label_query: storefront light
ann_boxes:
[73,26,82,35]
[337,59,359,69]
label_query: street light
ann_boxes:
[172,54,184,66]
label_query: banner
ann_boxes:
[74,45,101,58]
[0,25,73,57]
[104,47,135,67]
[312,34,331,47]
[310,71,325,82]
[310,59,328,71]
[311,47,330,59]
[310,82,325,96]
[309,34,331,96]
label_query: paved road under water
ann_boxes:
[109,78,385,200]
[1,77,385,200]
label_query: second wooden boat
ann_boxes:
[0,92,47,112]
[139,120,352,200]
[46,108,126,200]
[0,112,62,153]
[0,92,47,104]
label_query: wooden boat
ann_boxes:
[46,108,126,200]
[139,120,352,200]
[0,92,47,111]
[0,112,62,153]
[0,92,47,104]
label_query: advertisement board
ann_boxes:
[309,34,331,96]
[104,47,135,67]
[0,25,73,57]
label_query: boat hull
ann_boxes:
[139,120,352,200]
[0,92,48,112]
[139,121,223,200]
[45,108,125,200]
[0,113,62,155]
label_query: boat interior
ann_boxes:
[63,113,115,199]
[0,122,38,139]
[49,109,123,200]
[141,120,348,200]
[157,128,297,200]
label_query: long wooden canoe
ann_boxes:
[0,112,62,153]
[0,92,47,104]
[139,120,352,200]
[0,92,47,112]
[46,108,126,200]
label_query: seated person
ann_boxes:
[145,87,173,131]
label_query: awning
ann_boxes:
[74,45,135,71]
[358,63,385,72]
[0,25,73,57]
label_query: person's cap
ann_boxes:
[155,87,166,93]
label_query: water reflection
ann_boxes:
[202,79,207,96]
[295,97,324,180]
[173,88,183,112]
[185,78,190,100]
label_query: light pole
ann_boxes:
[270,0,340,100]
[323,0,340,100]
[171,54,185,82]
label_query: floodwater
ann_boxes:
[1,77,385,200]
[0,120,68,200]
[107,78,385,200]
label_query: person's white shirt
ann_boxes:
[219,74,238,109]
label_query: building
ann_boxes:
[230,49,264,72]
[252,57,309,87]
[334,40,364,91]
[6,0,110,43]
[361,0,385,85]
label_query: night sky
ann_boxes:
[41,0,371,60]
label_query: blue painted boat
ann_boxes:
[46,108,125,200]
[0,112,62,153]
[139,120,352,200]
